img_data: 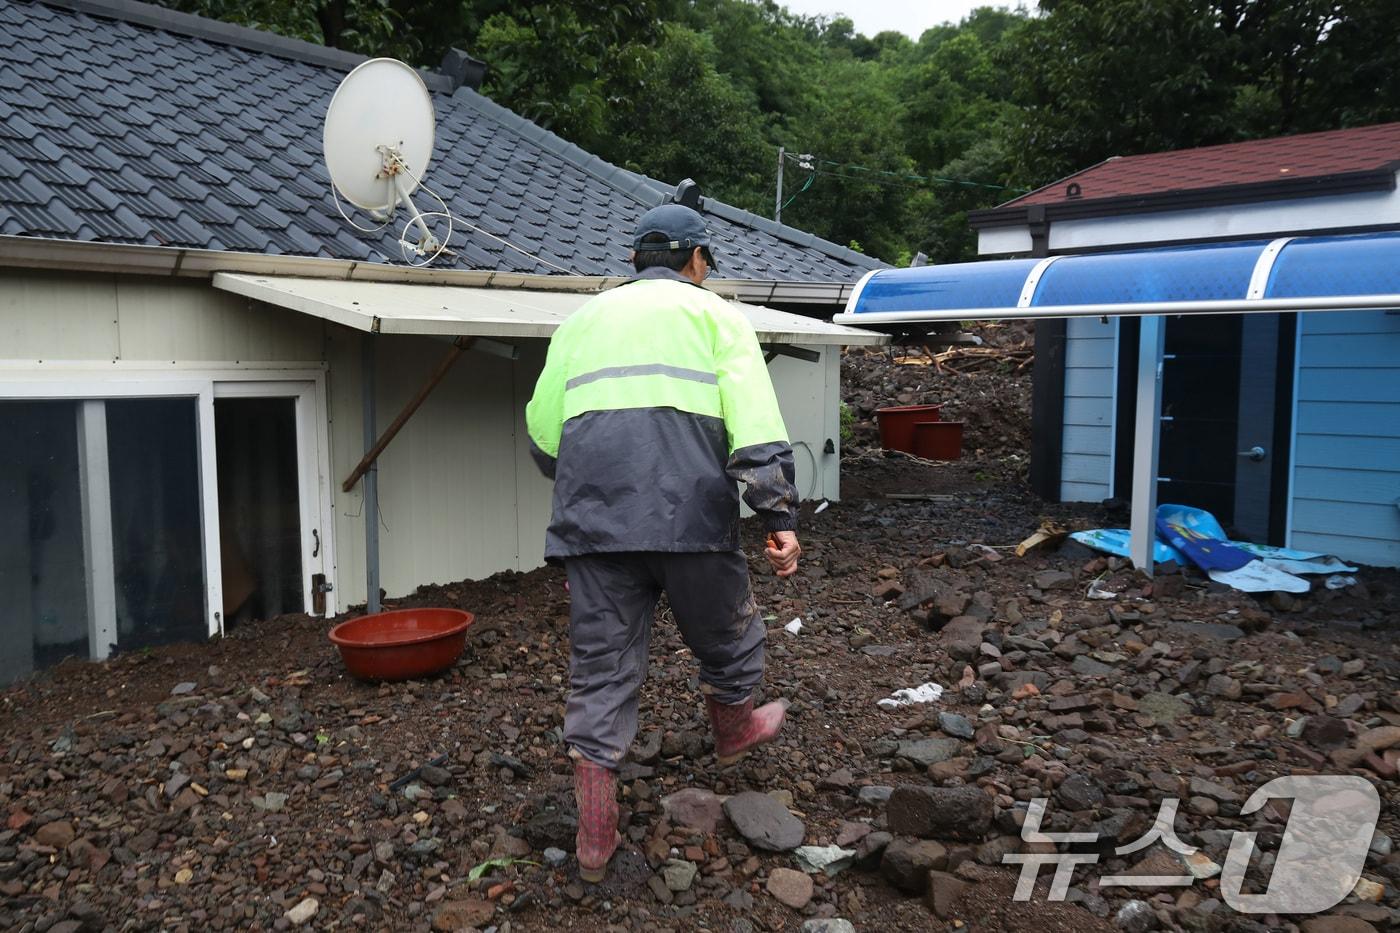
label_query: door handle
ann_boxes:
[312,529,321,558]
[1238,446,1266,462]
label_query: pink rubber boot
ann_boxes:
[704,694,787,765]
[573,758,620,882]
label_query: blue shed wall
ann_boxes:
[1060,317,1118,502]
[1289,310,1400,567]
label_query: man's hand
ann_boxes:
[765,531,801,578]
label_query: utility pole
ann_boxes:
[774,146,785,224]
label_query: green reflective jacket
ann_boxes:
[526,268,798,559]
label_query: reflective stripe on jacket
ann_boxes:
[525,267,798,559]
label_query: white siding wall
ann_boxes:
[1289,311,1400,567]
[1060,317,1118,502]
[2,271,844,610]
[0,272,324,362]
[329,334,840,604]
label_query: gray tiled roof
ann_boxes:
[0,0,884,282]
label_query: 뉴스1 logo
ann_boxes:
[1004,775,1381,915]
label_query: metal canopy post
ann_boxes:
[362,334,381,614]
[1129,316,1166,574]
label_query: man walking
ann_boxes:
[525,202,802,881]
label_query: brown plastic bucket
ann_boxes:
[874,404,942,453]
[912,421,964,460]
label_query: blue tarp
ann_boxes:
[1071,505,1357,593]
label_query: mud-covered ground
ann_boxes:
[3,337,1398,933]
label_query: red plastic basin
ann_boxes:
[912,421,964,460]
[875,404,942,454]
[329,608,475,681]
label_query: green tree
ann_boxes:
[1005,0,1239,184]
[602,26,771,213]
[159,0,415,59]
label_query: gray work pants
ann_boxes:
[563,550,766,768]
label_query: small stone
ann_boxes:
[723,791,805,852]
[544,847,568,867]
[1033,570,1073,591]
[431,898,494,930]
[1072,656,1116,677]
[1137,692,1191,726]
[1205,674,1242,700]
[766,867,814,909]
[938,712,975,739]
[419,764,452,787]
[1356,726,1400,755]
[662,859,697,892]
[801,921,856,933]
[1057,772,1105,811]
[835,821,872,848]
[1301,714,1350,751]
[33,820,76,848]
[887,785,992,840]
[647,874,674,905]
[284,897,319,926]
[940,617,987,660]
[257,792,289,813]
[926,870,969,920]
[1188,777,1240,804]
[793,845,856,876]
[661,788,724,833]
[1351,877,1384,902]
[857,785,894,805]
[170,682,198,696]
[1115,898,1157,931]
[881,837,947,893]
[895,737,964,768]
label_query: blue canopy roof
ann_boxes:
[835,231,1400,328]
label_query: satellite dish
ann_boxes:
[324,58,451,263]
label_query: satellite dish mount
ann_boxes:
[324,58,454,265]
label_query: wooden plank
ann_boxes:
[1289,530,1400,568]
[1061,481,1110,503]
[1063,396,1113,427]
[1296,368,1400,404]
[1065,367,1115,398]
[1292,499,1400,541]
[1293,466,1400,505]
[1064,335,1117,368]
[1294,434,1400,468]
[1295,401,1400,437]
[1299,333,1400,368]
[1062,424,1113,457]
[1062,452,1111,485]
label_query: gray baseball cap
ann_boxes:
[632,204,717,270]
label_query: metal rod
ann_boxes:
[343,337,475,493]
[1129,316,1166,575]
[775,146,785,224]
[832,292,1400,326]
[362,334,380,615]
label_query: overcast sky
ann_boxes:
[777,0,1029,39]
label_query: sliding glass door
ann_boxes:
[0,371,334,686]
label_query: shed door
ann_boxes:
[1117,313,1294,544]
[1231,315,1282,542]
